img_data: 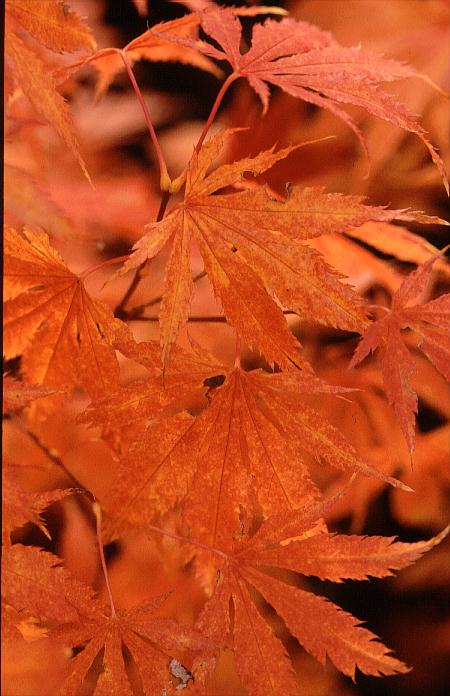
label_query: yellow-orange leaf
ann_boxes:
[103,362,406,548]
[72,14,221,99]
[5,0,96,54]
[351,253,450,450]
[5,33,89,181]
[125,130,430,368]
[4,228,130,401]
[194,511,447,694]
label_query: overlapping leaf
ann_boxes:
[123,129,435,368]
[193,504,448,696]
[162,6,448,189]
[56,595,211,696]
[70,13,221,99]
[2,466,69,545]
[81,339,224,442]
[2,544,211,696]
[2,545,97,625]
[4,228,131,401]
[5,0,94,179]
[350,253,450,450]
[102,357,409,546]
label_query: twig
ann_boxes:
[114,190,171,319]
[123,269,207,319]
[127,308,299,323]
[13,416,92,497]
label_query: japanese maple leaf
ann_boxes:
[70,13,221,99]
[81,339,225,442]
[3,228,131,402]
[56,595,212,696]
[191,504,448,696]
[2,544,97,625]
[5,0,95,180]
[350,253,450,451]
[164,6,448,189]
[124,129,427,369]
[2,544,211,695]
[2,466,69,545]
[102,361,408,547]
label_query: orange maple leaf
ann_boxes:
[2,466,69,545]
[350,253,450,451]
[56,595,212,696]
[162,6,448,189]
[100,356,408,546]
[123,129,432,368]
[191,505,448,695]
[70,13,221,99]
[81,339,224,442]
[5,0,94,180]
[2,544,211,695]
[3,228,130,402]
[2,544,97,625]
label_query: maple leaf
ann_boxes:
[70,13,221,99]
[2,543,211,695]
[56,594,212,696]
[2,465,69,545]
[102,361,408,547]
[5,0,96,54]
[2,544,97,625]
[350,253,450,451]
[123,129,432,368]
[3,228,131,402]
[192,505,448,696]
[80,339,225,442]
[5,0,94,180]
[345,220,450,279]
[159,6,448,190]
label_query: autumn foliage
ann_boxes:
[3,1,450,695]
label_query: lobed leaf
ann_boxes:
[351,253,450,450]
[4,228,131,402]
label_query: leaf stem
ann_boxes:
[234,334,242,368]
[80,254,131,280]
[93,502,117,618]
[169,72,238,194]
[146,523,229,560]
[194,72,238,154]
[116,48,170,190]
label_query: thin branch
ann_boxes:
[123,270,207,319]
[114,191,171,319]
[131,314,228,323]
[127,308,299,323]
[13,416,92,496]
